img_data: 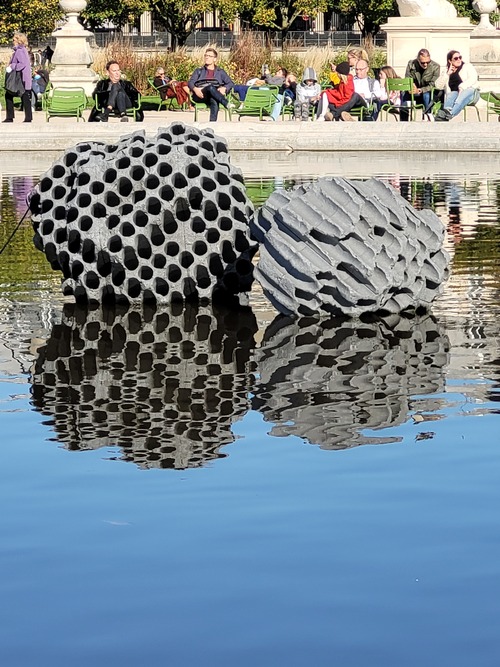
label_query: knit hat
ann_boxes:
[336,61,350,76]
[302,66,318,83]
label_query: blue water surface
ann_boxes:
[0,158,499,666]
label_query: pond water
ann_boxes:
[0,152,499,667]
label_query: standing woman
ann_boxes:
[3,32,33,123]
[434,50,479,121]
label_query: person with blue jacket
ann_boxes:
[188,48,233,121]
[3,32,32,123]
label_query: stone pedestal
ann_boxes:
[382,17,474,77]
[50,0,98,96]
[470,32,500,92]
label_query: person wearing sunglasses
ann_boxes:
[404,48,440,120]
[434,50,479,121]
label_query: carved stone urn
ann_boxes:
[50,0,98,94]
[472,0,498,30]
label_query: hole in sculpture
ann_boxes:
[147,198,161,216]
[137,235,152,259]
[206,228,220,244]
[92,203,107,218]
[215,172,230,186]
[130,165,145,181]
[143,153,158,167]
[134,210,149,227]
[175,199,190,222]
[163,211,178,235]
[108,235,122,253]
[204,201,217,222]
[78,193,91,208]
[90,181,105,195]
[218,217,232,231]
[153,254,167,268]
[150,225,165,246]
[209,254,224,277]
[230,186,246,203]
[160,185,174,201]
[140,266,154,281]
[104,169,117,183]
[168,264,181,282]
[217,193,231,210]
[127,278,142,299]
[53,185,66,200]
[124,247,139,270]
[155,278,169,296]
[82,239,96,264]
[145,175,160,190]
[121,222,135,237]
[222,240,237,264]
[67,229,81,253]
[85,271,100,289]
[166,242,179,256]
[80,216,93,232]
[201,177,216,192]
[118,178,133,197]
[188,187,203,210]
[180,251,194,269]
[106,192,120,207]
[107,215,120,230]
[192,240,207,256]
[158,163,172,177]
[173,174,188,189]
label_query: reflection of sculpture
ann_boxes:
[396,0,457,18]
[29,123,257,306]
[31,304,257,469]
[252,314,450,450]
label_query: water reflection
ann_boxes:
[252,314,450,449]
[31,303,257,469]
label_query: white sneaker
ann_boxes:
[427,112,434,122]
[316,116,325,122]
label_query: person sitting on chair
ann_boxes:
[31,66,49,106]
[89,60,143,123]
[153,67,190,108]
[188,48,233,122]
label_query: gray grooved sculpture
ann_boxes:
[29,123,257,306]
[250,177,450,317]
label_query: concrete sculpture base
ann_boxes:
[29,123,257,306]
[251,177,450,317]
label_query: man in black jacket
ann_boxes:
[89,60,143,122]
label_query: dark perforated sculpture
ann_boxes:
[29,124,257,305]
[252,313,450,450]
[31,304,257,469]
[250,177,451,317]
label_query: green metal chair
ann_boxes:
[380,77,425,121]
[479,92,500,121]
[147,77,178,112]
[193,92,236,122]
[233,86,279,121]
[93,90,142,121]
[44,87,87,122]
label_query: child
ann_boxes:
[316,61,356,121]
[294,67,321,121]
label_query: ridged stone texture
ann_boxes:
[29,123,257,305]
[251,177,450,316]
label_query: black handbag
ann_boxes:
[5,69,25,96]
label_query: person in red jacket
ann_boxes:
[316,61,362,121]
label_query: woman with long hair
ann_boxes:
[3,32,32,123]
[378,65,401,106]
[434,50,479,121]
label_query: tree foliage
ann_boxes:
[250,0,330,38]
[83,0,150,31]
[0,0,62,43]
[332,0,397,47]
